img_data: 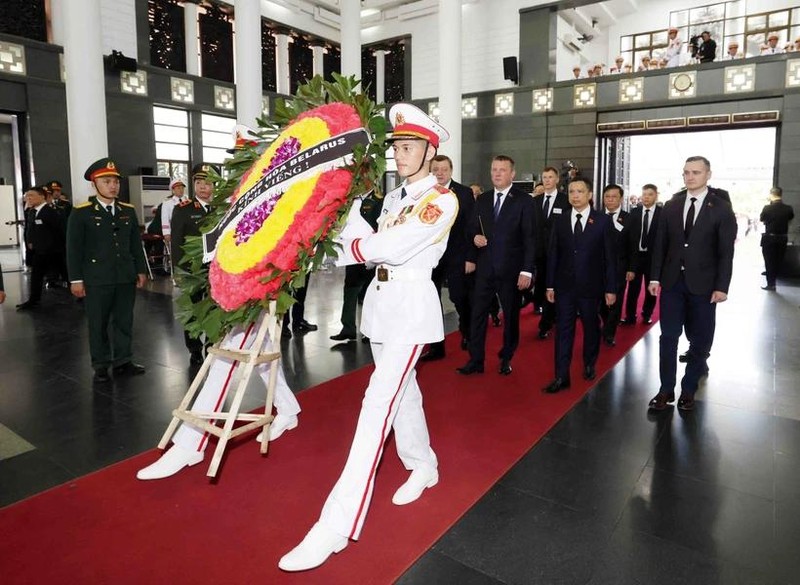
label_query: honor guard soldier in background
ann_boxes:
[759,187,794,291]
[48,180,73,218]
[279,103,457,572]
[160,178,186,243]
[171,163,217,364]
[67,158,148,383]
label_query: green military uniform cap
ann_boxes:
[192,163,220,181]
[85,158,122,181]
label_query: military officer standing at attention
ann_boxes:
[67,158,148,383]
[278,104,457,572]
[171,164,216,365]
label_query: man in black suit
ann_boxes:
[759,187,794,291]
[17,186,65,310]
[648,156,737,411]
[543,178,617,393]
[533,166,569,339]
[624,184,661,325]
[697,31,717,62]
[458,155,535,376]
[599,184,629,346]
[421,154,476,360]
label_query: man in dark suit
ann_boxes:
[543,178,617,393]
[648,156,737,411]
[759,187,794,291]
[533,166,569,339]
[624,184,661,325]
[421,154,476,360]
[172,163,217,365]
[599,184,629,346]
[697,31,717,62]
[458,155,535,376]
[17,186,65,310]
[67,158,148,383]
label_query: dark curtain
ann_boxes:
[148,0,186,72]
[199,5,233,83]
[289,36,313,95]
[0,0,47,42]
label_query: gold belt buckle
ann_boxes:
[377,267,389,282]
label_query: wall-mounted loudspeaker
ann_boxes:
[105,50,138,73]
[503,56,518,84]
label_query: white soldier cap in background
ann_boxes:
[387,103,450,148]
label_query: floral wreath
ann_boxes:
[176,75,387,342]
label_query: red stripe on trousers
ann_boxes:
[196,321,256,452]
[348,344,421,539]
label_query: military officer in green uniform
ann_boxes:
[171,163,216,364]
[67,158,148,383]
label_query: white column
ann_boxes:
[275,33,291,95]
[62,0,108,204]
[340,0,361,78]
[184,2,200,76]
[375,49,385,104]
[50,0,65,45]
[311,44,325,79]
[234,0,262,128]
[438,0,462,178]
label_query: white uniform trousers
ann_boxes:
[320,342,437,540]
[172,322,301,453]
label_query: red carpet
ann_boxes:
[1,308,655,585]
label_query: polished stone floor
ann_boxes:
[1,235,799,584]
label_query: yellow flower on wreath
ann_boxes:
[235,118,331,197]
[216,172,323,274]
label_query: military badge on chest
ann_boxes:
[383,204,415,229]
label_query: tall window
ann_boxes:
[262,21,277,92]
[324,44,341,83]
[361,47,377,102]
[199,3,233,83]
[384,40,407,103]
[154,106,189,180]
[148,0,186,72]
[0,0,46,42]
[289,36,313,95]
[201,113,236,164]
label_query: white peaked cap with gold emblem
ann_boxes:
[387,103,450,148]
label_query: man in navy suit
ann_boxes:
[543,177,617,393]
[624,184,661,325]
[533,166,570,339]
[648,156,737,411]
[599,184,629,346]
[421,154,476,360]
[458,155,535,376]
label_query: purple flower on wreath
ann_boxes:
[234,191,285,245]
[263,137,302,175]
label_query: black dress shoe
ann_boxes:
[330,330,357,341]
[456,361,484,375]
[16,300,39,310]
[491,315,501,327]
[677,395,696,410]
[460,337,469,351]
[499,360,512,375]
[619,319,634,326]
[537,329,550,340]
[113,362,146,376]
[419,349,446,362]
[642,316,653,324]
[543,378,570,393]
[761,285,776,291]
[93,368,110,383]
[648,392,674,411]
[293,320,318,332]
[189,351,204,366]
[583,365,596,381]
[603,335,616,347]
[361,335,370,344]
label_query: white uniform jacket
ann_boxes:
[160,195,182,236]
[336,174,458,344]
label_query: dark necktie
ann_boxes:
[493,192,502,219]
[641,208,650,249]
[574,213,583,238]
[543,195,551,218]
[106,205,113,217]
[400,188,408,200]
[684,197,697,240]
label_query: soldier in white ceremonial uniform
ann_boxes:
[278,104,458,572]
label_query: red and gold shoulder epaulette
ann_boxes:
[178,200,193,207]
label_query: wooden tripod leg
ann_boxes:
[260,302,281,455]
[157,346,218,450]
[206,312,272,478]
